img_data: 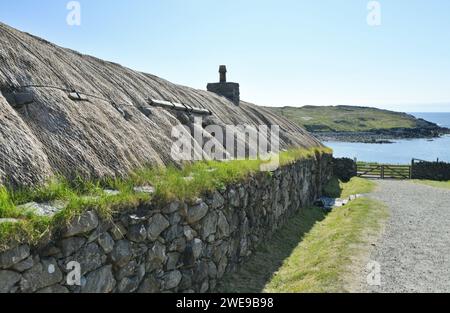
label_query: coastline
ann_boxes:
[313,127,450,143]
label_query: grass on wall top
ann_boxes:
[0,146,331,250]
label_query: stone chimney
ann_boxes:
[207,65,240,105]
[219,65,227,83]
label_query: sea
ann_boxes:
[324,112,450,164]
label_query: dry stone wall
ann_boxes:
[333,157,357,182]
[411,160,450,181]
[0,154,332,293]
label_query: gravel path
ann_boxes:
[364,180,450,293]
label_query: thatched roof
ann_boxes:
[0,22,322,187]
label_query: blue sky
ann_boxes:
[1,0,450,112]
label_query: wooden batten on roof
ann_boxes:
[148,98,212,115]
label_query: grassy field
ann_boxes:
[268,105,433,133]
[218,177,388,293]
[0,147,331,250]
[412,180,450,190]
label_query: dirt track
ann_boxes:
[362,180,450,293]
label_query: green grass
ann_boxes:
[412,180,450,190]
[265,177,386,292]
[0,146,331,250]
[217,206,327,293]
[218,177,387,293]
[323,176,376,199]
[268,105,433,133]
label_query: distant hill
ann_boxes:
[268,105,442,132]
[266,105,449,142]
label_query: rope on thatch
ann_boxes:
[11,84,133,119]
[12,85,212,116]
[17,84,112,103]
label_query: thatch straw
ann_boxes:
[0,22,322,188]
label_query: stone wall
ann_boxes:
[0,154,332,293]
[206,82,240,105]
[411,160,450,181]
